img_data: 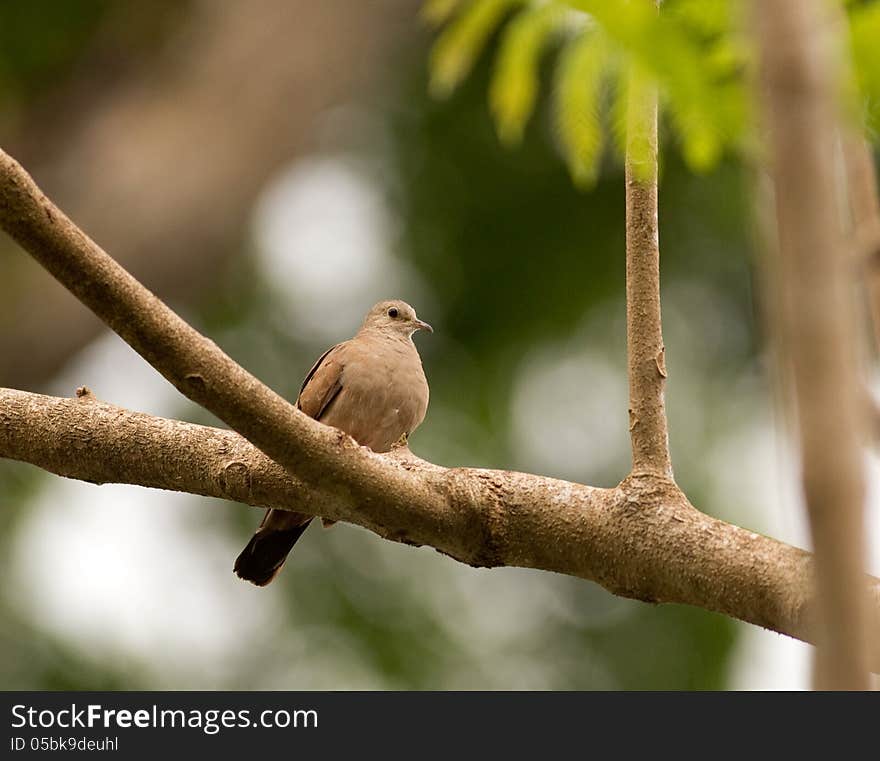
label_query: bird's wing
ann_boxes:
[296,341,346,421]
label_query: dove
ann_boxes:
[234,299,432,585]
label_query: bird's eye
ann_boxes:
[387,307,399,318]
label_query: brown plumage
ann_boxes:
[233,299,432,586]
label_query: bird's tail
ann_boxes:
[234,509,312,586]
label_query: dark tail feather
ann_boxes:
[234,510,312,586]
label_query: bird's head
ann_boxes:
[361,299,433,338]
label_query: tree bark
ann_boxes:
[3,384,880,668]
[624,48,672,478]
[2,145,880,670]
[755,0,871,689]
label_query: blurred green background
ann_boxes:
[2,0,859,690]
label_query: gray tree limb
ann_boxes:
[1,385,880,670]
[1,129,879,673]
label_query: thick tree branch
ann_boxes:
[624,66,671,477]
[2,127,879,674]
[0,146,437,522]
[756,0,872,688]
[0,386,308,513]
[3,385,880,669]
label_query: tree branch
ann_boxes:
[2,123,879,674]
[3,384,879,669]
[0,146,432,519]
[0,386,308,512]
[756,0,872,688]
[624,58,671,477]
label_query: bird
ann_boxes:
[233,299,432,586]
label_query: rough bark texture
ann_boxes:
[0,147,370,498]
[2,37,879,674]
[3,385,879,667]
[756,0,871,689]
[624,74,671,477]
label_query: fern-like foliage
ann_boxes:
[425,0,880,187]
[429,0,522,97]
[490,2,566,146]
[554,28,610,187]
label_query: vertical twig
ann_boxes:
[755,0,871,689]
[624,68,672,477]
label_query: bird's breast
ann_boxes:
[320,337,428,453]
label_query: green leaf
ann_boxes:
[554,29,611,187]
[608,56,629,163]
[665,0,731,38]
[663,88,723,173]
[568,0,741,170]
[490,2,566,146]
[850,1,880,137]
[421,0,466,27]
[704,36,749,78]
[428,0,752,182]
[429,0,521,98]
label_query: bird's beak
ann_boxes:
[414,319,433,333]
